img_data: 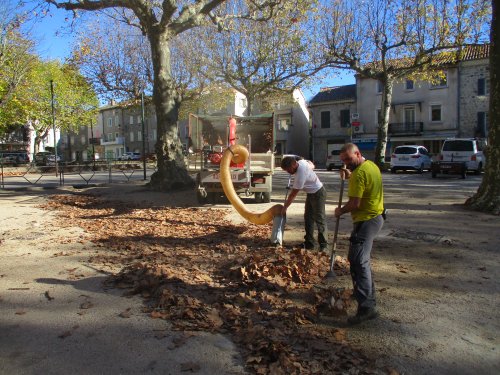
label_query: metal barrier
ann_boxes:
[0,159,157,189]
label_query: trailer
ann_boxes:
[187,113,275,204]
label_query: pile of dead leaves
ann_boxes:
[42,193,393,374]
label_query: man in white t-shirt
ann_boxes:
[281,156,327,251]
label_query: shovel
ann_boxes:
[324,165,346,280]
[270,174,292,246]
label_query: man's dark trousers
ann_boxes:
[304,186,327,249]
[348,215,384,309]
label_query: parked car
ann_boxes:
[46,154,62,165]
[439,138,485,173]
[34,152,53,166]
[326,145,343,171]
[0,151,30,164]
[390,145,432,173]
[119,152,141,161]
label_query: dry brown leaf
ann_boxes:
[80,301,94,309]
[180,362,200,372]
[205,308,223,329]
[58,331,72,339]
[151,310,169,319]
[333,329,347,342]
[44,291,54,301]
[119,308,132,318]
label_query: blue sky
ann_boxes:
[23,4,355,101]
[27,6,77,61]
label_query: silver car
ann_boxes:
[390,145,432,173]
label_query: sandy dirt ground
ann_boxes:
[1,173,499,374]
[0,187,247,375]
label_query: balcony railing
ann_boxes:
[388,122,423,136]
[101,136,125,146]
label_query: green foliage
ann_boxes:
[0,28,36,134]
[2,57,98,142]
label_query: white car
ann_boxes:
[46,154,62,165]
[120,152,141,161]
[390,145,432,173]
[439,138,485,174]
[326,148,343,170]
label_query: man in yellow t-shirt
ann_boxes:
[334,143,385,325]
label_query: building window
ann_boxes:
[152,129,157,141]
[478,78,486,96]
[404,106,416,124]
[137,115,141,124]
[107,118,113,127]
[277,115,291,131]
[430,71,447,88]
[340,109,350,128]
[107,133,115,142]
[430,104,442,122]
[130,115,134,124]
[477,112,487,137]
[70,136,75,145]
[81,136,86,144]
[138,130,142,141]
[320,111,330,128]
[279,119,289,131]
[130,131,135,142]
[377,80,383,94]
[405,79,414,90]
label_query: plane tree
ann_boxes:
[42,0,296,191]
[465,0,499,215]
[193,1,323,115]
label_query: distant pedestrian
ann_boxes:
[281,156,328,251]
[334,143,384,325]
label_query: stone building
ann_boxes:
[458,45,490,138]
[309,44,490,164]
[308,85,357,165]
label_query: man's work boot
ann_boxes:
[347,307,379,325]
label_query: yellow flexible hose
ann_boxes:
[220,145,282,225]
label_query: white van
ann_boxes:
[326,143,344,170]
[439,138,485,174]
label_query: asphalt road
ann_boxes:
[272,167,483,204]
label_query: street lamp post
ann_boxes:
[49,80,59,177]
[90,119,96,168]
[141,92,146,180]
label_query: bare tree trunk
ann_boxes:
[148,29,194,191]
[246,100,252,116]
[465,0,500,215]
[374,78,393,168]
